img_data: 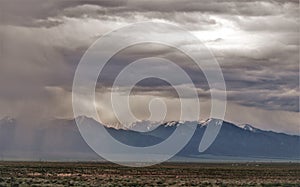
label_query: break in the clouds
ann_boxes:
[0,0,299,134]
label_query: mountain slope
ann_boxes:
[182,120,300,158]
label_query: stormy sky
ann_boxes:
[0,0,299,134]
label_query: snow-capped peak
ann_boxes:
[164,121,180,127]
[126,120,163,132]
[201,118,223,126]
[241,124,259,132]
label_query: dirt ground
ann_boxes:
[0,161,299,186]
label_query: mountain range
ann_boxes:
[0,116,299,162]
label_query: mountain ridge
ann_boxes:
[1,115,298,136]
[74,116,298,136]
[0,116,299,161]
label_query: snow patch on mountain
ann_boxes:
[240,124,260,132]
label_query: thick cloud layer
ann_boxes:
[0,0,299,133]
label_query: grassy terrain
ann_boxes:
[0,161,299,186]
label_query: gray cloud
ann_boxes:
[0,0,298,133]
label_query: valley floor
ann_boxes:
[0,161,299,186]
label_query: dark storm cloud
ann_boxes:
[222,70,299,112]
[0,0,124,27]
[66,0,296,16]
[1,0,297,27]
[92,40,298,112]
